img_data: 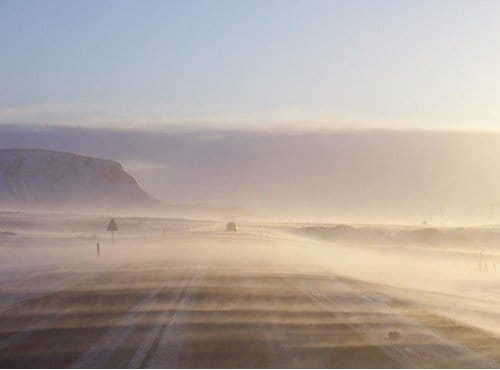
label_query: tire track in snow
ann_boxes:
[122,274,198,368]
[144,273,203,368]
[69,285,164,368]
[70,272,199,369]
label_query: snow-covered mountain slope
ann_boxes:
[0,149,159,211]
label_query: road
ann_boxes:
[0,226,498,368]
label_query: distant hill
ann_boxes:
[0,148,247,218]
[0,149,158,211]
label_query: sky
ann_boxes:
[1,0,500,131]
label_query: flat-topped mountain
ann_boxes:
[0,149,158,211]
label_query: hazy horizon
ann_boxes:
[2,124,500,225]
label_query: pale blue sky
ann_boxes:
[1,0,500,130]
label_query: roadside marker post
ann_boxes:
[107,218,118,245]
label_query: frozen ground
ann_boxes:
[0,212,499,367]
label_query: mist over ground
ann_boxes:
[1,211,500,367]
[1,126,499,367]
[1,124,499,224]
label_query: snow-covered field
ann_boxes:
[0,211,500,367]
